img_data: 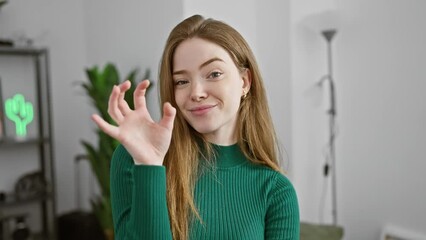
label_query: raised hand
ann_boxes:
[92,80,176,166]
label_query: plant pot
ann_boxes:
[104,228,114,240]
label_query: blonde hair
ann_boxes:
[159,14,281,240]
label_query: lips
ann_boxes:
[188,104,216,116]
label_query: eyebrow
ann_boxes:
[173,57,224,75]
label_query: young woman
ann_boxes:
[93,14,299,240]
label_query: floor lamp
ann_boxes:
[318,29,338,225]
[300,8,340,226]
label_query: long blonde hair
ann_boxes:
[159,14,282,240]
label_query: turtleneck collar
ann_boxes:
[211,143,248,169]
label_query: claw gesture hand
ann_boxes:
[92,80,176,166]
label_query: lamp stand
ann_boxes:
[321,29,338,225]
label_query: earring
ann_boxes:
[242,89,248,99]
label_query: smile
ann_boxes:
[189,104,216,116]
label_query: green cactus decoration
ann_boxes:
[5,94,34,137]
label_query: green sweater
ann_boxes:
[111,144,300,239]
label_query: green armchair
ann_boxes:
[300,222,344,240]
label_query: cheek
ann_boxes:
[216,88,240,113]
[230,93,242,111]
[224,80,244,107]
[174,90,186,110]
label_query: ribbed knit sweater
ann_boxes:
[110,144,300,240]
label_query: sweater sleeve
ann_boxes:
[110,144,173,240]
[265,173,300,240]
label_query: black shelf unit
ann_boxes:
[0,47,56,239]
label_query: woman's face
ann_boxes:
[172,37,250,145]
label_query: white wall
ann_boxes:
[84,0,184,121]
[255,1,292,172]
[291,0,426,239]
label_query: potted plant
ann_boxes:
[79,63,150,240]
[0,0,7,9]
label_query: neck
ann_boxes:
[204,131,237,146]
[210,143,247,168]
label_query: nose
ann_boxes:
[190,80,207,102]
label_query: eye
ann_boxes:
[174,80,189,86]
[208,71,223,79]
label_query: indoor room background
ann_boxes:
[0,0,425,239]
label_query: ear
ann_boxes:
[240,68,252,96]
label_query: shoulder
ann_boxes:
[247,163,294,186]
[248,164,298,202]
[271,171,296,195]
[267,170,298,211]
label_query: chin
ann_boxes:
[190,123,217,135]
[193,127,215,135]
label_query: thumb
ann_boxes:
[159,102,176,130]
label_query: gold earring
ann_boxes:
[242,89,248,99]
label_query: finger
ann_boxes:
[159,102,176,131]
[91,114,120,138]
[134,80,150,110]
[107,85,124,123]
[118,80,132,114]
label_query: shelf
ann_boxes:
[33,232,49,240]
[0,213,29,222]
[0,47,56,239]
[0,46,47,56]
[0,137,49,147]
[0,192,52,208]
